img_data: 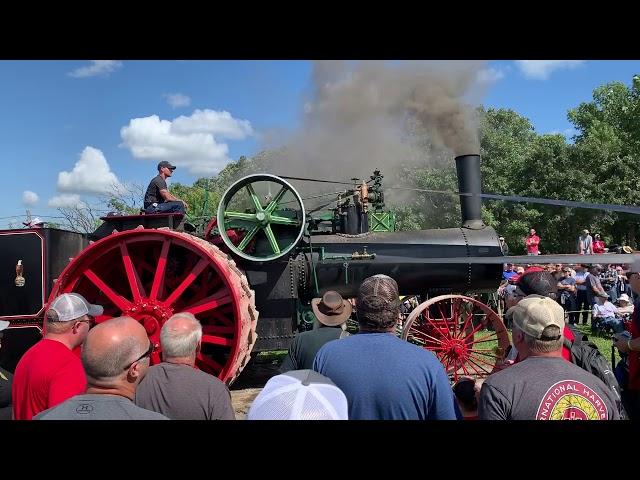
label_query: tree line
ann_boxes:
[57,75,640,254]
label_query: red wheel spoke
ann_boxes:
[164,258,209,307]
[468,350,500,360]
[183,290,232,316]
[94,314,113,324]
[408,328,447,346]
[458,360,472,377]
[202,325,235,335]
[150,238,171,300]
[459,320,485,343]
[466,353,496,370]
[83,268,133,312]
[119,241,145,302]
[421,313,451,341]
[196,352,224,374]
[463,359,487,377]
[436,303,455,339]
[202,334,234,347]
[466,355,493,373]
[466,333,499,346]
[209,311,233,326]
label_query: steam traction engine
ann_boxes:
[0,154,510,384]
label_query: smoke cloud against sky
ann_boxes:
[260,60,487,193]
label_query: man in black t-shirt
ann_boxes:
[143,161,188,214]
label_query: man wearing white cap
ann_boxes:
[247,369,348,420]
[479,295,620,420]
[0,320,12,420]
[614,259,640,419]
[12,293,103,420]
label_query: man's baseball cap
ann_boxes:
[48,293,103,322]
[517,270,557,297]
[157,161,176,171]
[247,370,348,420]
[506,295,565,340]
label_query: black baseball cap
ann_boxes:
[158,161,176,171]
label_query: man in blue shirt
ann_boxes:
[503,263,517,281]
[313,274,458,420]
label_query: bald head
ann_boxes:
[161,312,202,359]
[82,316,150,380]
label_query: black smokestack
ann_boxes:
[455,154,485,229]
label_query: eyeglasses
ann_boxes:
[123,341,154,370]
[77,315,95,328]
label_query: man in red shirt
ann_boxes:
[12,293,103,420]
[525,228,541,255]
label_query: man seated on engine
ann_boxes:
[144,161,188,214]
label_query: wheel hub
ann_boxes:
[124,298,173,335]
[442,337,468,360]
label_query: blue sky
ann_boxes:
[1,60,638,228]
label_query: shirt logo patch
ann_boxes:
[536,380,608,420]
[75,403,94,414]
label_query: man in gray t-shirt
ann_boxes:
[135,312,235,420]
[479,296,619,420]
[35,316,169,420]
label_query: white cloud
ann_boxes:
[57,146,122,195]
[164,93,191,108]
[515,60,585,80]
[48,194,83,208]
[22,190,39,207]
[68,60,123,78]
[476,67,505,85]
[120,109,253,175]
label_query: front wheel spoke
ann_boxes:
[269,215,300,226]
[164,258,209,307]
[263,224,280,254]
[196,352,224,375]
[119,241,145,302]
[183,290,232,316]
[202,334,234,347]
[245,184,264,212]
[265,186,289,214]
[83,268,133,312]
[225,211,258,222]
[237,225,261,251]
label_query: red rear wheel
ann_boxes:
[401,294,509,382]
[50,229,257,384]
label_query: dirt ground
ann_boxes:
[229,358,282,419]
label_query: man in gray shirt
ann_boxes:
[35,317,168,420]
[479,296,620,420]
[135,312,235,420]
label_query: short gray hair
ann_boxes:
[514,324,563,354]
[82,317,146,379]
[45,309,76,334]
[161,312,202,358]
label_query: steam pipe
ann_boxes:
[455,154,485,230]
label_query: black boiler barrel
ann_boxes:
[305,226,503,298]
